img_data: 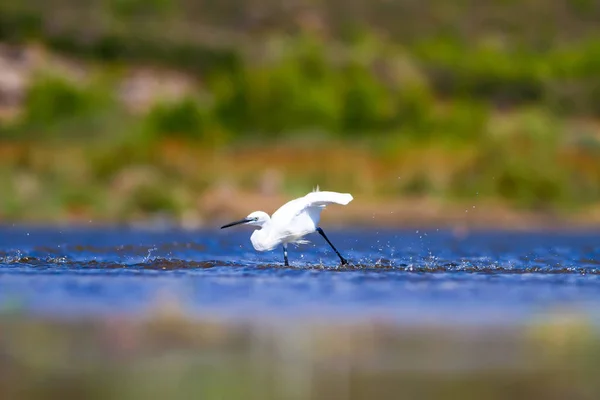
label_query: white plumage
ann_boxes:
[221,188,353,265]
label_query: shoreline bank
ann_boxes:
[3,192,600,232]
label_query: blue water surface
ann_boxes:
[1,225,599,326]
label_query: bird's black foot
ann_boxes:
[316,227,349,266]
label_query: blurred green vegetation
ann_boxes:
[1,0,600,223]
[1,311,600,400]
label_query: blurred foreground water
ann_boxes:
[1,226,600,399]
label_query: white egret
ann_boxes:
[220,189,353,266]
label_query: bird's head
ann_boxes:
[220,211,270,229]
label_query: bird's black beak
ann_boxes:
[220,218,252,229]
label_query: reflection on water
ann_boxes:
[1,310,600,400]
[1,226,600,399]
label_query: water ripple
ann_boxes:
[1,227,600,323]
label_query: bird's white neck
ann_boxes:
[250,222,278,252]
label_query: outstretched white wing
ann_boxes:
[301,190,353,209]
[270,189,353,239]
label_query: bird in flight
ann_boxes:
[221,188,353,266]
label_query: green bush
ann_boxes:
[142,97,209,140]
[450,108,572,208]
[207,36,342,137]
[107,0,174,19]
[413,39,546,104]
[18,72,120,140]
[338,63,394,135]
[0,7,42,41]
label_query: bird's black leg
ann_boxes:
[283,244,289,266]
[316,227,348,265]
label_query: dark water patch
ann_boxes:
[3,255,600,275]
[0,256,235,271]
[1,258,599,276]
